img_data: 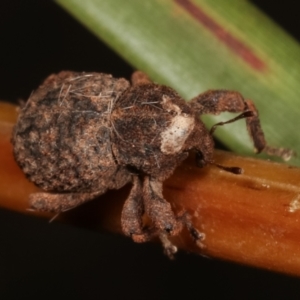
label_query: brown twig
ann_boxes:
[1,101,300,276]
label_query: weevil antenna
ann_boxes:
[206,110,253,174]
[195,151,243,175]
[212,162,243,174]
[209,110,254,135]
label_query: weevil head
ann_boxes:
[181,117,215,168]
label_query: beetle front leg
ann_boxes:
[142,176,202,258]
[143,177,182,236]
[121,176,149,242]
[190,90,293,160]
[143,176,180,257]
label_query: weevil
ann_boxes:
[12,71,292,257]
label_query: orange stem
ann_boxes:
[1,101,300,276]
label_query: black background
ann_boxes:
[1,1,300,299]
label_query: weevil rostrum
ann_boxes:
[12,71,293,257]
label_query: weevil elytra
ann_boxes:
[12,71,292,257]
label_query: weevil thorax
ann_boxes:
[111,83,212,179]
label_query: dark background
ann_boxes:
[1,1,300,299]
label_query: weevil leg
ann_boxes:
[121,176,160,243]
[121,176,146,241]
[190,90,246,115]
[142,176,183,258]
[131,71,152,86]
[29,191,103,214]
[143,177,182,235]
[190,90,293,160]
[142,176,204,257]
[178,211,205,241]
[245,100,293,160]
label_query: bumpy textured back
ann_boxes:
[13,71,131,192]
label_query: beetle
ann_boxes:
[12,71,292,257]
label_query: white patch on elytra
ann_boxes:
[160,95,194,154]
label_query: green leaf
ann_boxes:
[56,0,300,165]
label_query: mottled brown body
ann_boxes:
[13,72,130,193]
[12,70,292,257]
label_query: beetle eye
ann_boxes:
[195,151,206,168]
